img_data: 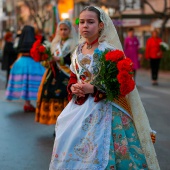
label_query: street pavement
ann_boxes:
[0,68,170,170]
[0,69,55,170]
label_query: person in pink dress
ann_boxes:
[124,28,140,79]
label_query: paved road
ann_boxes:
[137,71,170,170]
[0,69,54,170]
[136,69,170,170]
[0,68,170,170]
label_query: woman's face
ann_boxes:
[79,10,103,40]
[128,30,134,38]
[152,30,158,38]
[59,24,70,39]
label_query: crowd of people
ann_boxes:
[0,5,165,170]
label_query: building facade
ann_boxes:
[73,0,170,46]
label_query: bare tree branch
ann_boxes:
[141,0,162,15]
[164,0,167,12]
[142,0,169,39]
[22,0,52,33]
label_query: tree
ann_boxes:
[24,0,53,33]
[141,0,170,38]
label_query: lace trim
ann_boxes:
[127,87,160,170]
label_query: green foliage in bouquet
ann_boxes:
[91,48,135,102]
[160,42,169,52]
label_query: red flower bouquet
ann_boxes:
[30,39,52,62]
[105,50,124,62]
[92,49,135,101]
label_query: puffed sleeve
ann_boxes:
[67,72,77,101]
[91,86,106,102]
[67,72,89,104]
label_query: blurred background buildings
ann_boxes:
[74,0,170,46]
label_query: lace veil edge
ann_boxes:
[127,87,160,170]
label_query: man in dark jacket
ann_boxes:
[1,32,17,87]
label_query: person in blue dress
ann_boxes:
[49,6,160,170]
[6,25,45,112]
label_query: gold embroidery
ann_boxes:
[99,94,103,98]
[113,97,133,118]
[74,137,98,160]
[80,57,91,65]
[72,49,92,82]
[51,78,56,85]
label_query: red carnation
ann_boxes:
[117,71,132,84]
[39,45,46,53]
[41,54,48,61]
[30,39,51,62]
[35,34,43,41]
[105,50,124,62]
[93,48,135,101]
[117,58,133,72]
[33,39,41,48]
[30,46,41,62]
[120,80,135,96]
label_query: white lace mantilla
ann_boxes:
[127,88,160,170]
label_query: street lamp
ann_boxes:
[61,13,69,19]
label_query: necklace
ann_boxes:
[61,38,69,45]
[61,37,69,41]
[86,38,98,49]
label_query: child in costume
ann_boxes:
[35,20,78,125]
[49,6,159,170]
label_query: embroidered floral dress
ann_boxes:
[49,42,148,170]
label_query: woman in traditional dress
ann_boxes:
[35,20,78,125]
[49,6,160,170]
[6,26,45,112]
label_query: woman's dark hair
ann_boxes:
[80,6,102,23]
[4,32,13,41]
[18,25,35,53]
[128,27,134,32]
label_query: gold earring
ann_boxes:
[99,29,102,36]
